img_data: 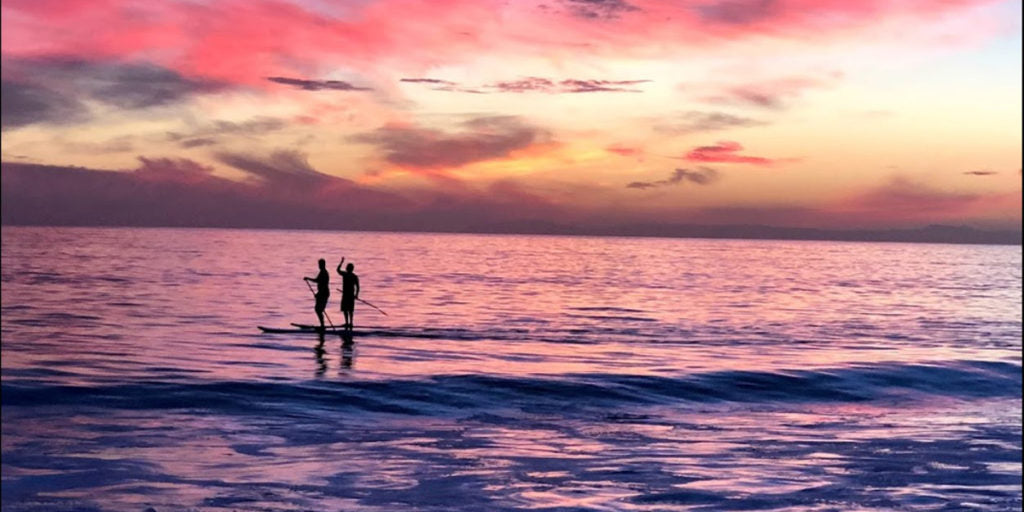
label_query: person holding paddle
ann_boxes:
[336,257,360,329]
[303,258,330,330]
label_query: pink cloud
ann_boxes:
[684,141,777,166]
[1,0,517,85]
[0,0,999,88]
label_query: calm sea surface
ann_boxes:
[2,226,1021,511]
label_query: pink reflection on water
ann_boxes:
[2,228,1020,510]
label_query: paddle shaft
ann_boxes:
[337,289,387,316]
[305,279,337,329]
[359,297,388,316]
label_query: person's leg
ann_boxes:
[315,294,329,329]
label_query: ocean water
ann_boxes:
[1,226,1020,512]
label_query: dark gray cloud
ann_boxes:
[400,77,485,94]
[1,57,226,128]
[400,78,458,86]
[963,170,997,176]
[627,167,720,189]
[400,77,650,94]
[694,0,778,25]
[654,111,766,134]
[490,77,556,93]
[489,77,650,93]
[267,76,371,91]
[179,137,219,148]
[85,63,223,109]
[561,0,640,20]
[352,116,551,169]
[18,58,222,108]
[558,79,649,93]
[1,80,88,129]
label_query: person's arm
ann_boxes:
[354,276,360,299]
[336,257,345,275]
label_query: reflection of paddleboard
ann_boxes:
[259,326,352,335]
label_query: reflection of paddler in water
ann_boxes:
[336,257,360,329]
[340,331,354,370]
[313,331,352,374]
[314,332,327,376]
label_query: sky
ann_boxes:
[1,0,1021,233]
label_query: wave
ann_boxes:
[3,361,1019,416]
[261,325,690,344]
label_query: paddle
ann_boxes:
[304,279,338,330]
[337,289,388,316]
[359,298,389,316]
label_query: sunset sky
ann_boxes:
[1,0,1021,232]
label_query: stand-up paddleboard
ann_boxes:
[260,325,456,340]
[259,326,352,335]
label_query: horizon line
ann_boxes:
[2,221,1020,246]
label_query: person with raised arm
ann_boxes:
[336,257,360,329]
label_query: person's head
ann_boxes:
[346,263,354,272]
[318,258,326,269]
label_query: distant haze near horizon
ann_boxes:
[2,163,1019,245]
[1,0,1021,236]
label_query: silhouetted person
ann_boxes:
[304,258,330,330]
[336,257,360,329]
